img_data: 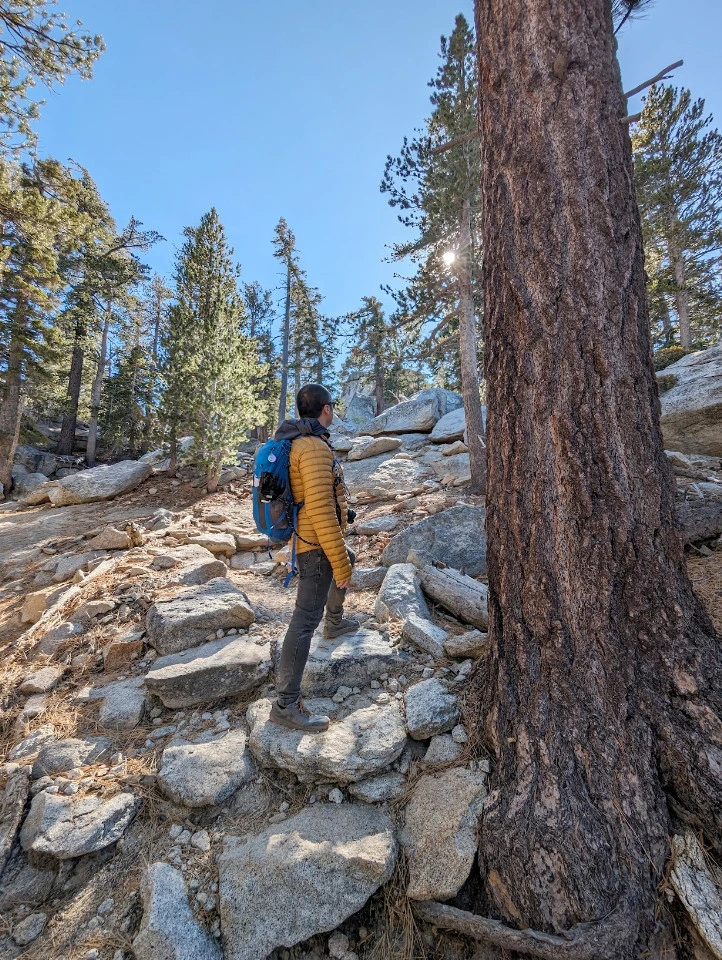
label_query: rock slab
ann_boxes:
[383,504,487,577]
[660,343,722,457]
[133,862,222,960]
[248,696,407,783]
[404,679,459,740]
[402,767,487,900]
[145,635,271,708]
[20,791,139,859]
[375,564,431,623]
[365,388,462,435]
[0,770,29,876]
[32,736,112,779]
[348,436,403,461]
[146,577,254,655]
[157,730,255,807]
[45,460,153,506]
[219,804,397,960]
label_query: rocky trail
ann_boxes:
[1,379,721,960]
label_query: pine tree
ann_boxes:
[243,280,279,440]
[164,208,263,491]
[140,274,172,452]
[0,158,93,493]
[633,84,722,349]
[0,2,103,153]
[381,14,486,493]
[272,218,298,424]
[343,296,393,415]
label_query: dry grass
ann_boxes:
[687,549,722,633]
[364,856,427,960]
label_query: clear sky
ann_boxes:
[34,0,722,326]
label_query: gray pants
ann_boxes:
[276,546,356,707]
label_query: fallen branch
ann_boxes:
[412,900,631,960]
[419,565,488,629]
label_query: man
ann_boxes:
[270,383,358,733]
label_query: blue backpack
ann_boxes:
[252,438,299,543]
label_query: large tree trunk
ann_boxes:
[277,262,291,425]
[457,197,487,496]
[56,317,86,456]
[473,1,721,956]
[85,312,111,468]
[0,334,24,495]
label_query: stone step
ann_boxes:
[146,577,255,655]
[145,635,271,708]
[156,730,255,808]
[247,694,407,784]
[273,627,409,698]
[20,791,139,860]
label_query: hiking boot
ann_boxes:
[269,698,330,734]
[323,616,360,640]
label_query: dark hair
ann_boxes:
[297,383,333,418]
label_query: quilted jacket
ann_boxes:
[274,418,352,583]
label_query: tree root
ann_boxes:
[411,900,633,960]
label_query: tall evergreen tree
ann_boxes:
[272,217,297,424]
[0,158,92,493]
[381,14,486,493]
[0,1,103,153]
[163,208,263,491]
[243,280,278,440]
[140,273,172,452]
[343,296,393,415]
[633,84,722,349]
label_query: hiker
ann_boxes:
[270,383,358,733]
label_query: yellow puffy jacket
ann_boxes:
[289,434,352,583]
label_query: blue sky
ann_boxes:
[34,0,722,326]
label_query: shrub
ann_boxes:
[653,346,688,371]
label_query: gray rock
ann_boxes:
[12,911,46,946]
[45,460,153,507]
[247,696,407,783]
[8,724,56,762]
[133,862,221,960]
[430,406,466,443]
[51,552,98,584]
[86,526,132,550]
[157,544,228,586]
[330,433,355,454]
[350,566,387,591]
[12,469,50,497]
[401,614,448,657]
[382,505,487,576]
[443,629,489,659]
[423,734,463,766]
[145,635,270,708]
[187,532,236,557]
[431,452,472,485]
[669,832,722,959]
[219,805,397,960]
[34,621,84,658]
[348,772,407,803]
[90,677,147,730]
[342,392,378,428]
[157,730,255,807]
[660,343,722,456]
[20,665,64,694]
[0,862,56,910]
[343,454,434,501]
[365,389,463,436]
[402,767,487,900]
[356,514,399,535]
[375,564,431,623]
[404,679,459,740]
[0,769,29,876]
[349,436,403,461]
[146,578,255,655]
[20,791,139,859]
[398,433,433,451]
[13,445,59,476]
[278,628,409,697]
[32,736,112,779]
[443,440,469,456]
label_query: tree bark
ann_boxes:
[473,1,721,956]
[85,310,110,468]
[0,334,24,495]
[457,197,487,495]
[669,236,691,349]
[56,317,86,456]
[277,261,291,425]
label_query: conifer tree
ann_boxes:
[381,14,486,493]
[0,158,93,494]
[633,84,722,349]
[0,1,103,153]
[163,208,263,491]
[343,296,393,415]
[272,218,298,424]
[140,274,172,452]
[243,280,278,440]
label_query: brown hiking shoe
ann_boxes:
[269,698,330,733]
[323,617,360,640]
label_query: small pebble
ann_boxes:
[178,829,192,845]
[97,897,114,916]
[422,667,434,679]
[191,829,211,853]
[279,801,289,812]
[87,951,99,960]
[451,725,468,744]
[87,916,100,930]
[63,782,79,795]
[328,787,344,804]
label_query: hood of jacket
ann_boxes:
[274,417,330,442]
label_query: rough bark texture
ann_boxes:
[0,334,24,494]
[474,1,722,956]
[85,312,110,467]
[457,198,487,495]
[56,318,85,456]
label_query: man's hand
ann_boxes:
[335,577,352,590]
